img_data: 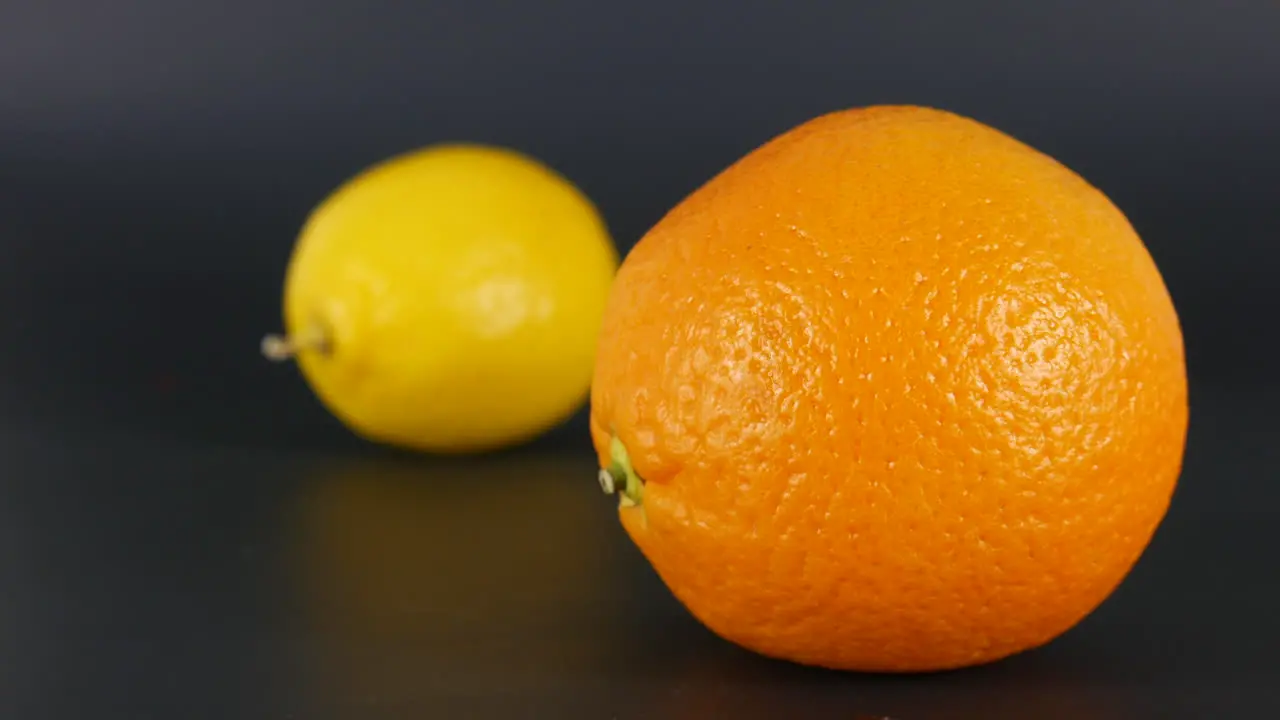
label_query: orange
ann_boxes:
[589,105,1188,673]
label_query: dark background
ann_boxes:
[1,1,1277,717]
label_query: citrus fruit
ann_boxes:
[262,143,618,453]
[591,105,1188,672]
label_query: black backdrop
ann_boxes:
[1,2,1277,718]
[2,1,1277,400]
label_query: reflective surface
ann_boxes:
[1,3,1276,708]
[0,373,1276,717]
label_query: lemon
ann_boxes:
[262,143,618,453]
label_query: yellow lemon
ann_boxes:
[262,143,618,453]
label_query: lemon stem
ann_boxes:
[260,324,331,362]
[598,435,644,508]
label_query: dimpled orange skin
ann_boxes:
[589,105,1188,673]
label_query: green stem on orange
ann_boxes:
[597,435,644,508]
